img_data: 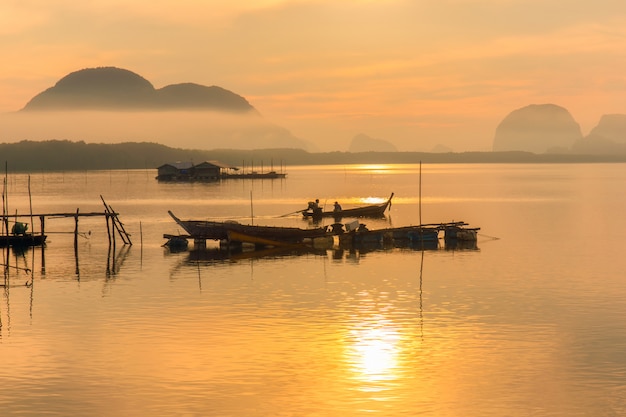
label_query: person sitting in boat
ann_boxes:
[12,221,28,235]
[329,222,344,234]
[333,201,342,212]
[307,199,320,210]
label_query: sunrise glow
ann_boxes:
[1,1,624,151]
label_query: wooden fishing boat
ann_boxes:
[227,230,335,249]
[301,193,394,220]
[227,230,302,247]
[0,233,47,248]
[168,211,330,245]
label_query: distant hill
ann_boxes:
[22,67,255,112]
[492,104,626,155]
[587,114,626,143]
[571,114,626,154]
[5,66,314,150]
[349,133,397,152]
[493,104,582,153]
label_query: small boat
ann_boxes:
[168,211,330,245]
[227,230,302,247]
[302,193,394,220]
[227,230,335,249]
[162,234,189,251]
[0,233,47,248]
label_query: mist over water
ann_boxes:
[0,110,311,150]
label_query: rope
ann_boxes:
[478,233,500,240]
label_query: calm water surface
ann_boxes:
[1,163,625,417]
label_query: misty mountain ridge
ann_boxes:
[22,67,255,112]
[4,67,626,154]
[493,104,626,155]
[6,66,314,151]
[587,114,626,143]
[349,133,398,152]
[349,105,625,155]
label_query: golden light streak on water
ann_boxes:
[348,325,400,385]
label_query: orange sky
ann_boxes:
[1,0,625,151]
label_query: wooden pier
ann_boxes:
[1,195,131,249]
[2,195,132,279]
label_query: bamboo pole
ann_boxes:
[28,175,34,235]
[250,191,254,226]
[105,213,112,246]
[419,161,422,226]
[74,208,79,252]
[3,164,9,272]
[40,215,46,271]
[419,161,423,250]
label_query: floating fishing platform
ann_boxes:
[164,216,480,252]
[156,160,287,182]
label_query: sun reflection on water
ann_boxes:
[346,318,402,388]
[354,163,391,169]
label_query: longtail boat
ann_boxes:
[302,193,394,220]
[168,211,330,245]
[0,233,47,248]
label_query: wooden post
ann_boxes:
[105,212,112,247]
[74,209,79,249]
[250,191,254,225]
[139,221,143,268]
[419,161,423,250]
[112,214,116,254]
[40,215,46,271]
[74,208,79,278]
[28,175,34,235]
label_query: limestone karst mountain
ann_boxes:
[22,67,255,112]
[348,133,397,152]
[587,114,626,143]
[493,104,583,153]
[571,114,626,154]
[8,66,313,150]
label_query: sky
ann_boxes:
[1,0,625,151]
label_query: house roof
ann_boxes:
[157,161,239,170]
[198,160,239,170]
[158,161,193,170]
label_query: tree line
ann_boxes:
[1,140,624,173]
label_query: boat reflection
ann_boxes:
[444,239,479,251]
[182,245,328,264]
[166,235,479,265]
